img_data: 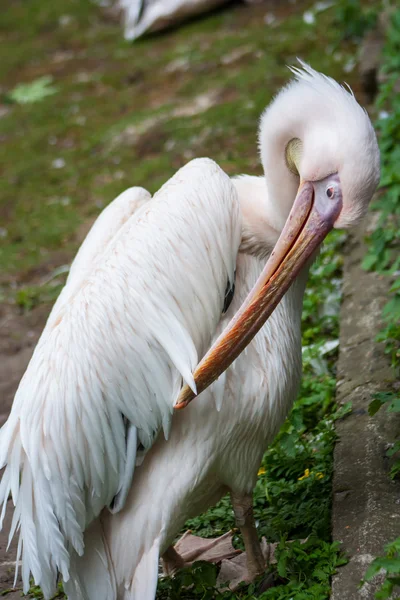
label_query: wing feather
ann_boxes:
[0,157,241,597]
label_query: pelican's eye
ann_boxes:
[326,186,335,199]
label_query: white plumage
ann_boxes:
[0,63,380,600]
[0,159,240,598]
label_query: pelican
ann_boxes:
[0,62,379,600]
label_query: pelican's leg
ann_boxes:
[162,545,185,575]
[230,491,265,580]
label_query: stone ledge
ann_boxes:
[331,217,400,600]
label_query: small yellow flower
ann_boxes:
[316,472,324,480]
[258,467,266,476]
[298,468,310,481]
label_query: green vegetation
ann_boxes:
[15,281,65,312]
[157,539,346,600]
[359,6,400,599]
[27,585,65,599]
[334,0,377,42]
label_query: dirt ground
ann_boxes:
[0,292,49,594]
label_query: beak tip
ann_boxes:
[174,385,196,410]
[174,401,187,411]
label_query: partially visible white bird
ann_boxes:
[0,62,379,600]
[118,0,231,41]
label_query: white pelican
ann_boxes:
[0,62,379,600]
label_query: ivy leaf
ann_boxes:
[194,562,217,588]
[362,253,378,271]
[387,397,400,413]
[382,297,400,323]
[368,398,385,416]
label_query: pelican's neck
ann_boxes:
[232,175,284,259]
[232,174,316,284]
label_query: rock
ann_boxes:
[331,215,400,600]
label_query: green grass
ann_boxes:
[0,0,359,279]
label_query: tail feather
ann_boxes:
[0,401,122,597]
[0,446,68,597]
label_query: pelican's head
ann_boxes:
[259,60,380,231]
[175,62,380,410]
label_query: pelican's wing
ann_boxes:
[49,186,151,325]
[67,186,151,286]
[0,158,241,598]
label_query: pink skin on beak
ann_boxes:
[175,174,343,410]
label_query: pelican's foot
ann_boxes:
[216,538,277,591]
[162,530,241,576]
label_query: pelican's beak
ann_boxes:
[175,174,343,410]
